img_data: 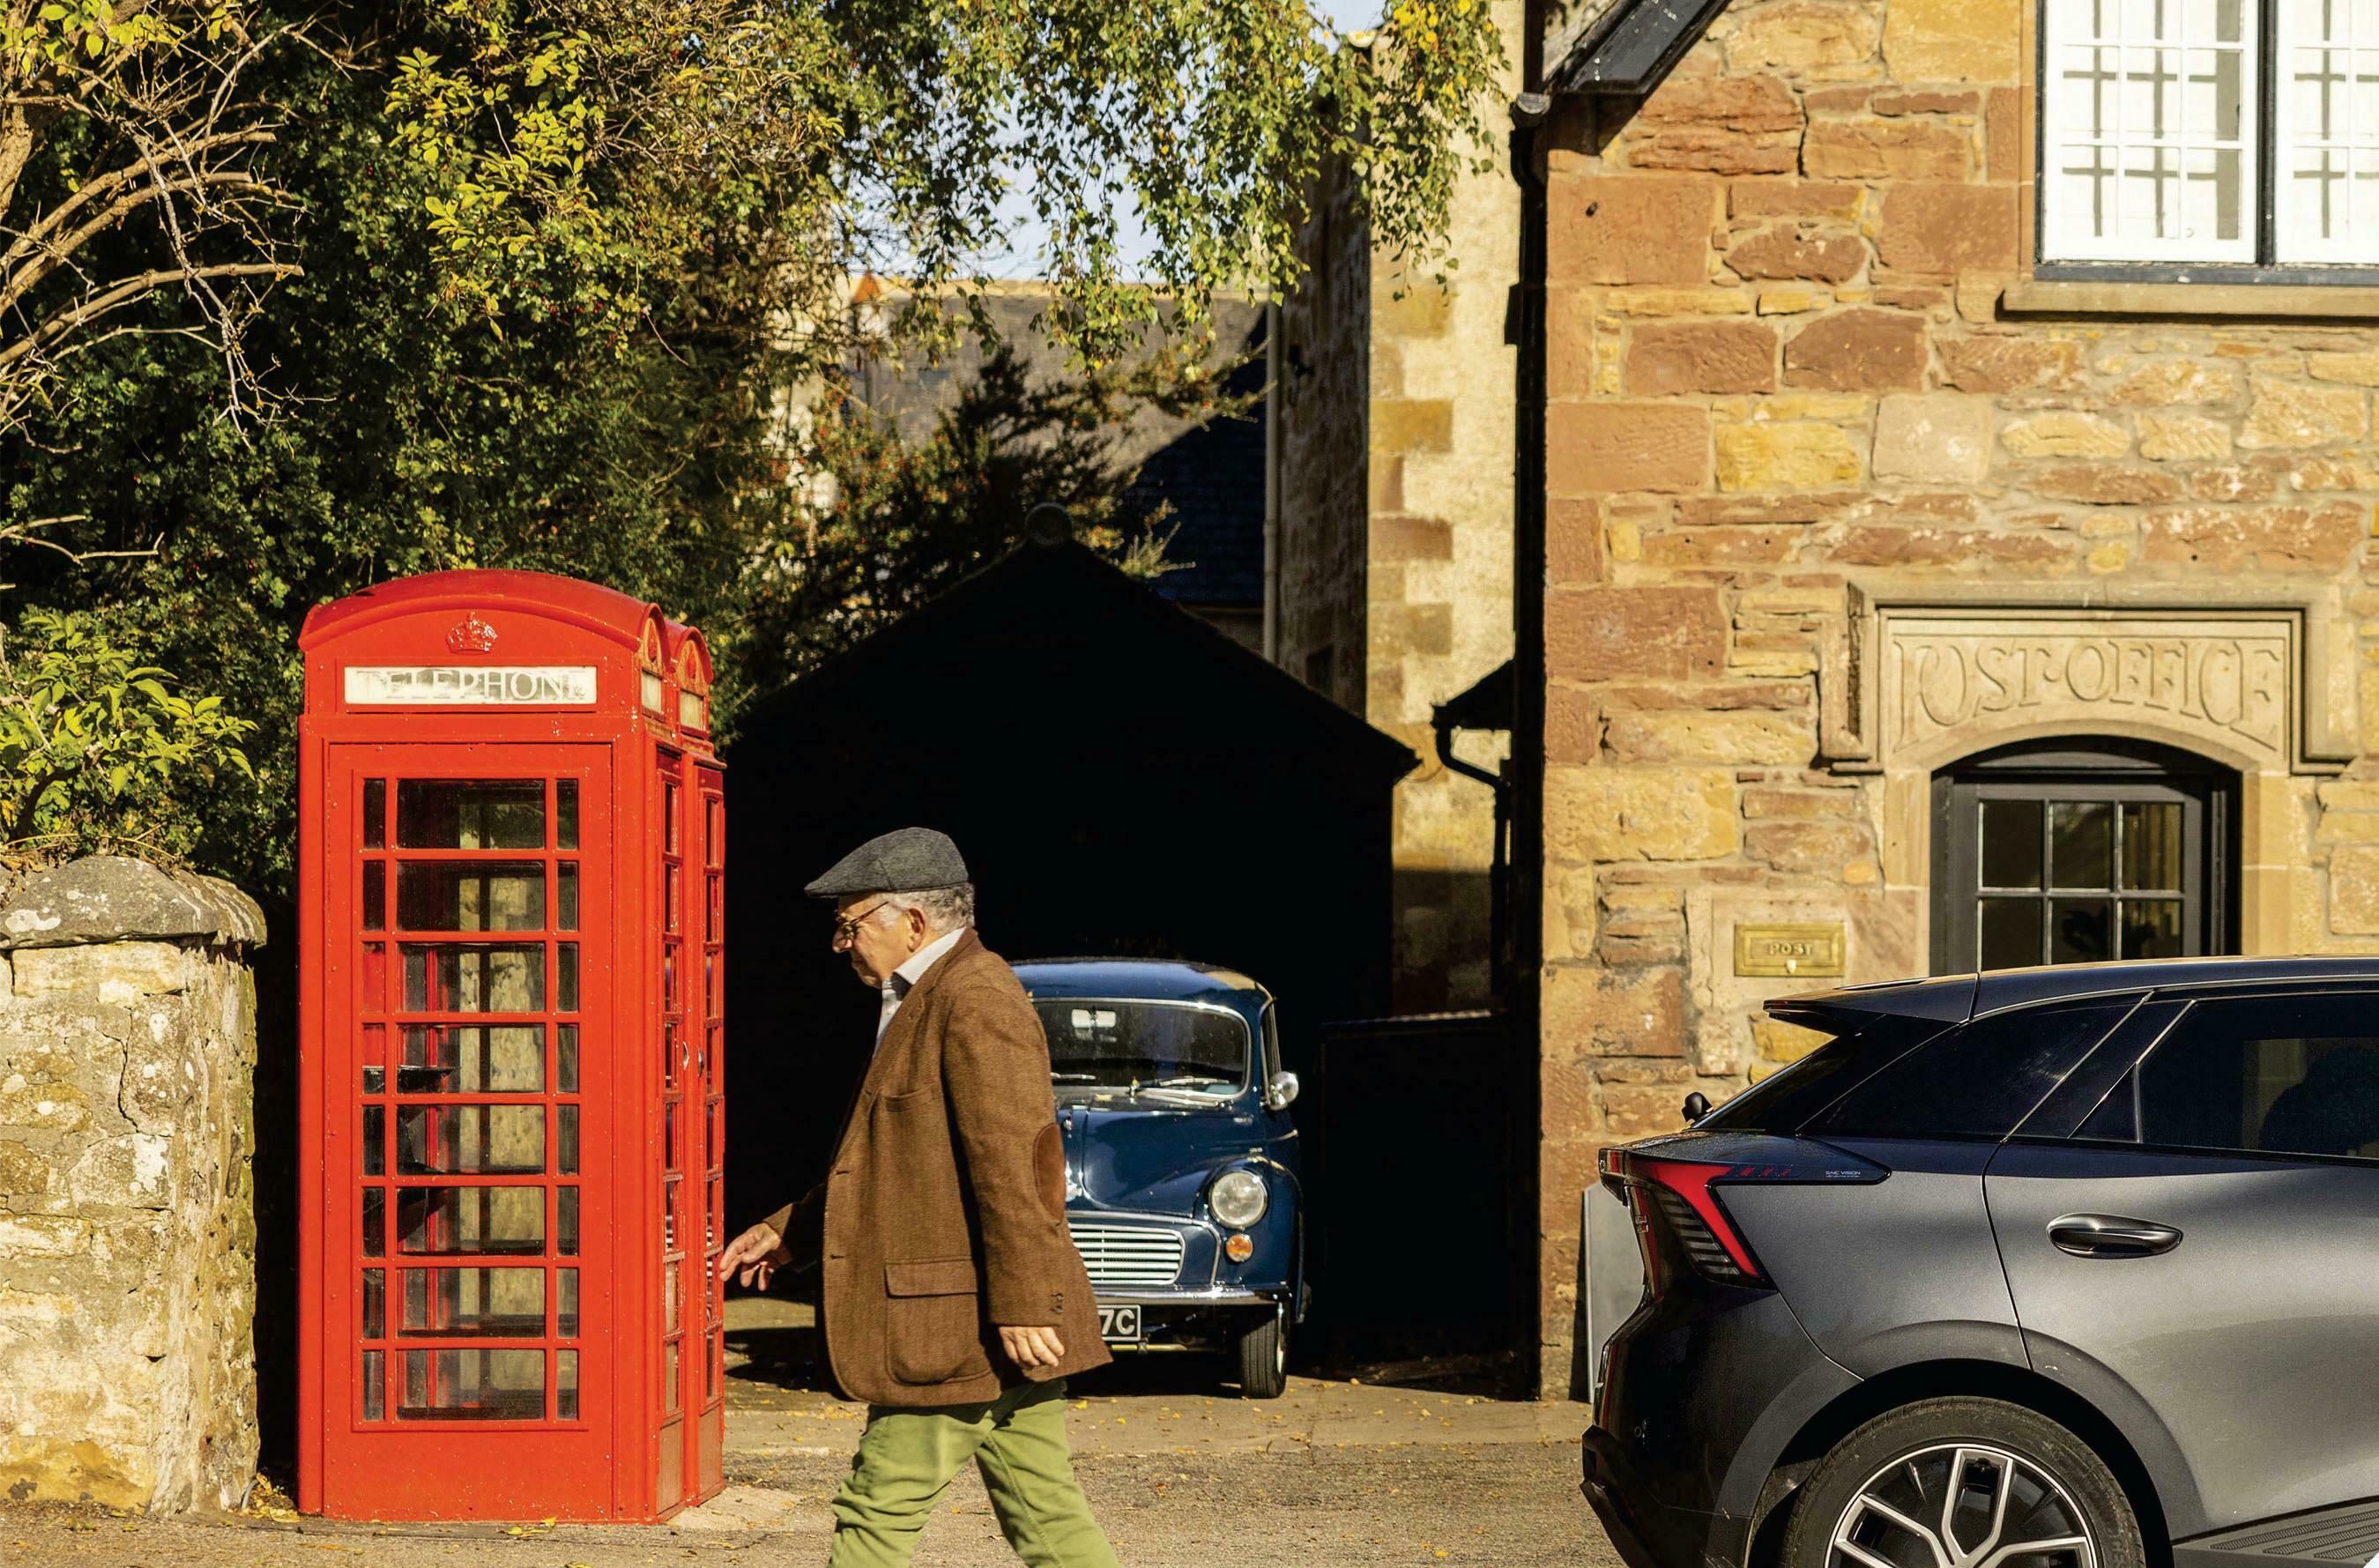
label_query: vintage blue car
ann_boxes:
[1015,959,1305,1398]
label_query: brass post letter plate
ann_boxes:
[1734,923,1846,978]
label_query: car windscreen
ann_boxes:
[1694,1012,1954,1133]
[1033,1000,1250,1096]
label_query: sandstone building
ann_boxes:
[1289,0,2379,1394]
[1276,0,1528,1013]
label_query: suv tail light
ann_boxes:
[1600,1140,1887,1295]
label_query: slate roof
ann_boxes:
[845,293,1268,613]
[1125,330,1267,612]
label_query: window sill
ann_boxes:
[2002,279,2379,321]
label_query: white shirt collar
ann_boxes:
[891,925,968,993]
[876,925,970,1044]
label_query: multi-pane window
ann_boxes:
[2042,0,2379,270]
[1932,739,2234,975]
[1967,798,2189,968]
[2276,0,2379,260]
[355,776,585,1424]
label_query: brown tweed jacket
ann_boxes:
[764,930,1111,1408]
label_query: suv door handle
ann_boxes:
[2048,1213,2183,1258]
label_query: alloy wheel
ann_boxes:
[1829,1443,2097,1568]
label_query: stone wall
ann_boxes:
[1366,0,1525,1010]
[0,856,265,1510]
[1535,0,2379,1394]
[1281,6,1525,1010]
[1279,153,1375,715]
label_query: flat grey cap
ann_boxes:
[806,827,970,898]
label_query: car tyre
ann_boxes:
[1235,1304,1289,1399]
[1782,1398,2143,1568]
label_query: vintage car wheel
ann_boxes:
[1236,1304,1290,1399]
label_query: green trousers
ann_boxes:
[825,1379,1120,1568]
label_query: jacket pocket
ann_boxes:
[883,1256,990,1386]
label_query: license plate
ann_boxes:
[1097,1304,1141,1342]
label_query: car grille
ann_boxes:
[1067,1222,1185,1290]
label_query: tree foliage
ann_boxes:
[725,333,1245,715]
[381,0,1505,365]
[0,0,302,435]
[0,606,256,866]
[0,0,1500,892]
[0,8,784,893]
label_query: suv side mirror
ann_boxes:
[1683,1091,1711,1124]
[1268,1071,1301,1111]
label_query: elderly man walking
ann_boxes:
[717,828,1119,1568]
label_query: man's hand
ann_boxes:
[719,1220,792,1290]
[997,1325,1067,1371]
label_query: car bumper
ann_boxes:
[1588,1278,1844,1568]
[1582,1425,1747,1568]
[1091,1287,1288,1309]
[1581,1428,1669,1568]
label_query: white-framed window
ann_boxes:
[2041,0,2379,271]
[2275,0,2379,262]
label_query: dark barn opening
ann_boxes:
[721,542,1416,1362]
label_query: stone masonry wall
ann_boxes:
[1364,0,1524,1011]
[1280,153,1375,715]
[0,857,265,1510]
[1535,0,2379,1394]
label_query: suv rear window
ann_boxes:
[1807,998,2137,1141]
[1696,1013,1950,1133]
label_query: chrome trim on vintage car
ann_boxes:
[1067,1221,1186,1289]
[1064,1211,1221,1290]
[1087,1287,1289,1309]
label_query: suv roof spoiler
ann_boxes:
[1770,954,2379,1033]
[1766,972,1978,1029]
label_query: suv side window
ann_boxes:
[2110,992,2379,1160]
[1806,998,2137,1141]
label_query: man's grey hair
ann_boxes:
[884,882,975,933]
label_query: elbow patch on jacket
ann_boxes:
[1032,1122,1066,1219]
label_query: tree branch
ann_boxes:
[0,167,265,316]
[0,127,278,272]
[0,260,298,372]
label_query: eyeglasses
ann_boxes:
[830,900,897,947]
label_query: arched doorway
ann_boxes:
[1929,737,2241,974]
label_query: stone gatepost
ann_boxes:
[0,855,265,1512]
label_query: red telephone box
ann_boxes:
[296,571,726,1521]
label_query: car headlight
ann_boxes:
[1208,1168,1268,1230]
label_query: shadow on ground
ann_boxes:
[723,1294,1529,1406]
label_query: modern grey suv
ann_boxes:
[1582,956,2379,1568]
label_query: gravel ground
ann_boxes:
[1,1299,1619,1567]
[1,1443,1617,1568]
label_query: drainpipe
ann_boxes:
[1263,297,1283,665]
[1508,82,1551,1400]
[1433,707,1513,1005]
